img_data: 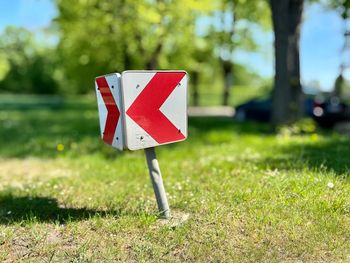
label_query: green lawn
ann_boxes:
[0,95,349,262]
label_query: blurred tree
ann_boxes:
[270,0,304,124]
[55,0,213,94]
[325,0,350,97]
[0,27,58,94]
[233,63,265,86]
[185,37,216,106]
[334,72,345,97]
[204,0,270,105]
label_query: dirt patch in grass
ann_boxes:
[155,210,190,229]
[0,158,76,188]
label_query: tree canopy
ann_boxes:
[0,27,58,94]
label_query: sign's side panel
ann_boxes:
[95,73,124,150]
[105,73,124,150]
[121,71,188,151]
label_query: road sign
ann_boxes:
[95,73,124,150]
[95,70,188,151]
[95,70,187,219]
[123,70,188,150]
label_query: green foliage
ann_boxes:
[233,63,264,86]
[0,27,58,94]
[54,0,271,95]
[194,0,271,106]
[0,1,272,97]
[277,118,317,136]
[324,0,350,18]
[55,0,214,94]
[202,0,271,62]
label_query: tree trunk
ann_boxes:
[270,0,303,125]
[334,73,344,97]
[146,42,163,70]
[191,71,199,106]
[123,41,131,70]
[222,61,233,106]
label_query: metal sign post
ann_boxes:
[144,147,170,218]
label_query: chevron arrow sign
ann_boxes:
[95,70,188,151]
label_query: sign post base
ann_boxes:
[144,147,170,219]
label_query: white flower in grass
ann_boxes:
[7,211,11,215]
[327,182,334,189]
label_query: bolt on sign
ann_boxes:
[95,70,188,151]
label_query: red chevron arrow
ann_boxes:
[96,77,120,145]
[126,72,186,144]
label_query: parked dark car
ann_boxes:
[235,96,314,122]
[312,96,350,128]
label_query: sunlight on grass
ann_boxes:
[0,96,349,261]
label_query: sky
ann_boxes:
[0,0,345,91]
[0,0,56,32]
[235,3,345,91]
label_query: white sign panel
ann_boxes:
[95,70,188,151]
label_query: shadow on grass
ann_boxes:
[0,98,105,158]
[0,96,272,159]
[161,117,272,151]
[0,95,96,111]
[0,195,120,225]
[2,95,350,176]
[255,136,350,176]
[188,117,271,135]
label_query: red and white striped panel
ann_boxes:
[95,73,124,150]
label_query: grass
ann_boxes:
[0,95,349,262]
